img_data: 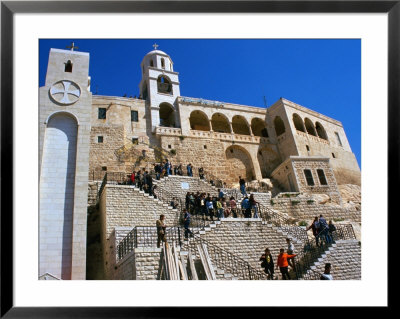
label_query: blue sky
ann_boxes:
[39,39,361,167]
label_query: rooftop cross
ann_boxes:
[66,42,79,51]
[153,43,159,50]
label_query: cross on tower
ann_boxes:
[66,42,79,51]
[153,43,159,50]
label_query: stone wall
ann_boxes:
[89,124,126,173]
[154,175,218,202]
[130,248,162,280]
[106,228,162,280]
[269,195,361,223]
[99,184,180,239]
[87,181,99,206]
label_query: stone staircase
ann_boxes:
[183,218,303,276]
[304,239,361,280]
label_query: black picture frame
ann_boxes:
[1,1,394,317]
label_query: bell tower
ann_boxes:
[139,44,181,132]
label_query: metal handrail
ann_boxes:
[183,234,268,280]
[117,226,184,260]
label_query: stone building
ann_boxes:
[39,44,361,280]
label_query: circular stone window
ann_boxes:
[49,80,81,105]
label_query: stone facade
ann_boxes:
[271,156,343,204]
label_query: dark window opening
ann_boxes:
[304,169,314,186]
[168,145,172,149]
[98,136,103,143]
[204,145,207,149]
[161,58,165,69]
[132,138,138,145]
[274,116,285,136]
[261,128,269,137]
[150,60,154,67]
[131,110,139,122]
[102,166,107,171]
[98,108,106,119]
[306,145,310,151]
[65,60,73,72]
[332,153,336,158]
[317,169,328,185]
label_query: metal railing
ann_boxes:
[117,226,184,260]
[257,203,309,243]
[153,184,183,213]
[183,234,268,280]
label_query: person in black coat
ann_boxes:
[260,248,275,280]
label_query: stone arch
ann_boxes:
[293,113,306,132]
[251,117,268,137]
[225,145,255,181]
[315,121,328,140]
[40,112,78,280]
[274,116,285,136]
[157,75,172,94]
[159,103,175,127]
[232,115,251,135]
[189,110,210,131]
[211,113,231,133]
[257,146,281,178]
[304,118,317,136]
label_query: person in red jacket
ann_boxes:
[276,248,297,280]
[130,171,136,186]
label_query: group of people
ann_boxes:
[306,214,337,246]
[185,191,237,220]
[153,160,183,180]
[259,238,297,280]
[152,161,204,180]
[128,169,156,196]
[184,190,261,220]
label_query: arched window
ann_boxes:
[189,110,210,131]
[211,113,231,133]
[304,118,317,136]
[232,115,251,135]
[159,103,175,127]
[315,122,328,140]
[251,118,268,137]
[293,114,305,132]
[150,60,154,67]
[274,116,285,136]
[161,58,165,69]
[157,75,172,94]
[64,60,73,72]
